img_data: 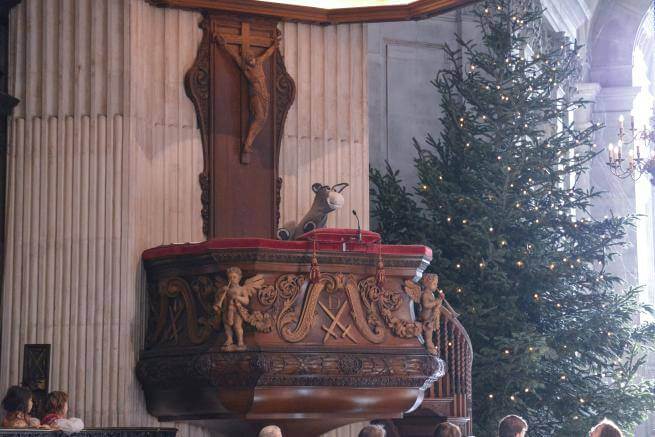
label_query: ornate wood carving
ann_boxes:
[138,350,444,390]
[148,0,478,24]
[184,21,211,236]
[184,14,295,239]
[145,270,442,351]
[137,238,459,433]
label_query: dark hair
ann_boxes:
[46,391,68,415]
[434,422,462,437]
[498,415,528,437]
[590,419,623,437]
[1,386,32,414]
[358,424,386,437]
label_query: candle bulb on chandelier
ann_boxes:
[608,143,614,163]
[617,140,622,160]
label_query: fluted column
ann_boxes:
[1,1,206,436]
[280,22,369,231]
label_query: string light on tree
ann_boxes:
[369,0,655,434]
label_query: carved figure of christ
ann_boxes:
[215,24,279,165]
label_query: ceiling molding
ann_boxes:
[147,0,477,24]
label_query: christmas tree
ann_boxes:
[370,0,655,435]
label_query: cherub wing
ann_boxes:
[243,274,266,297]
[403,279,422,303]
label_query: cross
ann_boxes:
[221,22,273,58]
[319,300,358,344]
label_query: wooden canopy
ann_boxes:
[147,0,478,24]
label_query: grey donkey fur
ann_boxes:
[278,182,349,240]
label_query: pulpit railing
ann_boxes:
[425,303,473,434]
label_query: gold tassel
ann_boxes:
[309,240,321,284]
[376,250,386,288]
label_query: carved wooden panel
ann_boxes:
[185,14,295,238]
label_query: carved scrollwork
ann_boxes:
[359,277,422,339]
[145,271,429,350]
[257,284,277,306]
[184,18,211,237]
[276,273,387,344]
[150,277,214,347]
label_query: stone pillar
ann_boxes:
[279,22,369,231]
[573,82,602,193]
[1,1,209,435]
[590,86,641,284]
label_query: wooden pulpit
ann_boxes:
[139,1,475,436]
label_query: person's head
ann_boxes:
[46,391,68,416]
[1,386,33,414]
[589,419,623,437]
[358,424,386,437]
[433,421,462,437]
[226,267,242,284]
[258,425,282,437]
[498,415,528,437]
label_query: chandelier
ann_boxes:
[606,114,655,181]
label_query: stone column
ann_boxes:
[573,82,602,193]
[590,86,641,285]
[1,1,209,436]
[279,22,369,231]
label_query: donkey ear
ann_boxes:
[312,183,323,193]
[332,182,349,193]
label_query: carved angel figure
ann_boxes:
[404,273,444,355]
[214,267,266,351]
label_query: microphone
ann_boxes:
[352,210,362,242]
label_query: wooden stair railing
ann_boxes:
[430,303,473,434]
[378,301,473,437]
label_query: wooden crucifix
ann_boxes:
[185,14,295,238]
[214,23,280,165]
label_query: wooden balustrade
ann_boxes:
[427,304,473,434]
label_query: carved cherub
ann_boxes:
[404,273,445,355]
[214,267,266,351]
